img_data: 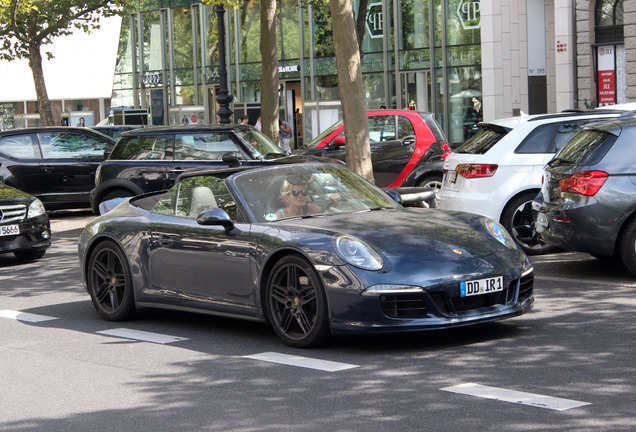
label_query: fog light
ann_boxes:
[41,230,50,239]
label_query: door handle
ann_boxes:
[169,167,185,174]
[41,165,54,172]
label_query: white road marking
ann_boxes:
[441,383,591,411]
[96,328,189,344]
[0,309,58,323]
[244,352,359,372]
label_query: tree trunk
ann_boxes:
[260,0,279,145]
[28,44,54,126]
[355,0,369,57]
[328,0,374,183]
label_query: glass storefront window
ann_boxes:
[312,1,334,57]
[141,11,162,71]
[448,66,482,147]
[172,7,194,70]
[278,0,301,60]
[399,0,430,50]
[363,73,386,109]
[235,1,261,63]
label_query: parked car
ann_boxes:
[90,124,295,214]
[0,183,51,260]
[534,112,636,275]
[0,127,115,210]
[91,125,142,141]
[79,162,533,348]
[299,110,450,188]
[435,109,625,255]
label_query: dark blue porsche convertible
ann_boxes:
[79,162,534,347]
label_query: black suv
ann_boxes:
[91,125,290,214]
[0,127,115,210]
[534,112,636,275]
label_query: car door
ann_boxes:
[147,176,254,306]
[368,114,411,187]
[165,132,250,189]
[0,132,42,194]
[36,131,112,204]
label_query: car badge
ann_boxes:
[452,249,462,255]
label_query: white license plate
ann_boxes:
[0,225,20,237]
[446,170,457,183]
[460,276,503,297]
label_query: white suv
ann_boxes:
[435,110,624,255]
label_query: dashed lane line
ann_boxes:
[96,328,189,344]
[0,309,58,323]
[441,383,591,411]
[244,351,359,372]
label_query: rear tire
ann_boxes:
[501,192,555,256]
[416,175,443,190]
[619,219,636,276]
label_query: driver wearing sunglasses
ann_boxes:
[275,177,340,219]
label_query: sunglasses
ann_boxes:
[291,189,309,197]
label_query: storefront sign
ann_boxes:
[278,65,299,73]
[598,46,616,104]
[457,0,480,30]
[142,72,162,87]
[366,2,383,39]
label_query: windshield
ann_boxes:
[235,128,285,159]
[305,120,344,149]
[455,126,507,154]
[232,164,401,222]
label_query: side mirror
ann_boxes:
[197,208,235,232]
[332,136,346,147]
[222,152,242,167]
[385,190,403,205]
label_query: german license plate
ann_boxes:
[460,276,503,297]
[0,225,20,237]
[446,170,457,184]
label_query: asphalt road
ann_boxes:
[1,211,635,431]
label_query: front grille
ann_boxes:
[380,293,428,318]
[451,290,505,312]
[0,204,27,224]
[519,272,534,298]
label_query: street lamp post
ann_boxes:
[215,4,233,124]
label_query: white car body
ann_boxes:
[435,110,625,253]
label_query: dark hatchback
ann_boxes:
[0,127,115,210]
[0,183,51,260]
[91,125,294,214]
[534,113,636,275]
[299,110,450,189]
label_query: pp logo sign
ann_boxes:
[366,1,383,39]
[457,0,481,30]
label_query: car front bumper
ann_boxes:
[0,216,51,254]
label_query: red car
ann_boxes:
[301,110,450,188]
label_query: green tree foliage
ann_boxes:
[0,0,130,125]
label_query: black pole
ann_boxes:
[215,4,233,124]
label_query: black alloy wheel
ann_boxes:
[502,192,555,256]
[87,241,136,321]
[266,255,330,348]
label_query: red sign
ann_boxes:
[598,70,615,104]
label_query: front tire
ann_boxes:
[619,219,636,276]
[265,255,331,348]
[87,240,137,321]
[501,192,555,255]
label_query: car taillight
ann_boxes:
[441,143,451,159]
[559,171,608,196]
[456,164,498,178]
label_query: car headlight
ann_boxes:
[333,235,383,270]
[483,218,517,250]
[27,198,46,219]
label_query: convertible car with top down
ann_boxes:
[78,162,534,347]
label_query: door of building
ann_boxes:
[279,81,302,149]
[399,71,430,112]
